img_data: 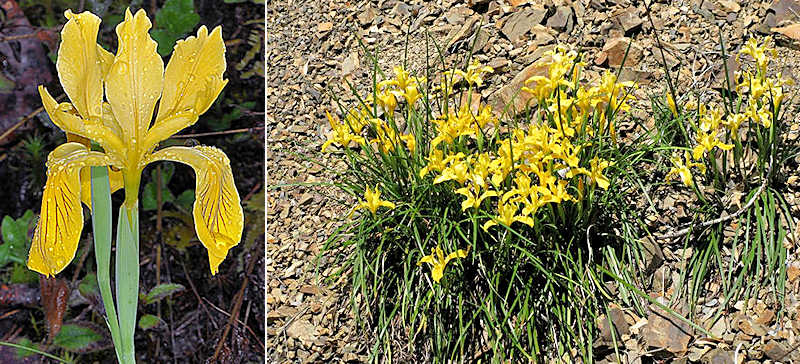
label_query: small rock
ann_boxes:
[358,6,378,26]
[763,339,798,361]
[711,54,738,90]
[599,37,643,68]
[772,23,800,42]
[443,6,475,25]
[392,2,411,18]
[487,57,510,72]
[287,320,317,342]
[716,0,740,13]
[300,284,320,295]
[612,7,643,33]
[488,59,549,115]
[652,265,671,292]
[771,0,800,25]
[597,307,630,343]
[788,263,800,282]
[737,318,767,337]
[341,52,360,77]
[546,6,573,32]
[642,307,693,354]
[530,25,555,46]
[446,15,480,49]
[500,6,547,43]
[638,237,664,275]
[702,348,733,364]
[755,308,775,325]
[317,22,333,32]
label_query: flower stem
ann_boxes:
[115,204,139,364]
[90,167,123,361]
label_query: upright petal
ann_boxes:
[144,26,228,150]
[146,146,243,274]
[105,8,164,143]
[156,25,227,123]
[28,143,113,276]
[56,10,104,120]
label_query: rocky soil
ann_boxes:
[268,0,800,362]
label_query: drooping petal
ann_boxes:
[56,10,104,120]
[28,143,113,276]
[144,26,228,150]
[147,146,243,274]
[105,8,164,143]
[39,86,125,163]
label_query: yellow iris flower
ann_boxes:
[417,245,469,283]
[666,94,678,118]
[454,60,494,87]
[692,131,733,160]
[357,186,396,214]
[455,185,497,211]
[666,151,706,186]
[27,9,243,276]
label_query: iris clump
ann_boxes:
[322,40,649,361]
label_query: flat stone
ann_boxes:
[488,58,549,115]
[642,306,693,355]
[702,348,733,364]
[599,37,643,68]
[357,6,378,26]
[287,320,317,342]
[546,6,573,32]
[500,6,547,43]
[612,7,643,33]
[763,339,798,361]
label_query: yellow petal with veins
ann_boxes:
[147,146,243,274]
[56,10,104,120]
[28,143,113,276]
[144,26,228,150]
[105,8,164,142]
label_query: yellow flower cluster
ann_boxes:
[666,37,788,186]
[322,66,423,153]
[423,46,628,231]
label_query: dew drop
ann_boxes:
[118,62,128,74]
[48,247,54,252]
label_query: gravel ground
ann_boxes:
[268,0,800,361]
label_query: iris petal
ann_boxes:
[147,146,243,274]
[27,143,112,276]
[144,26,228,150]
[105,8,164,142]
[57,10,104,120]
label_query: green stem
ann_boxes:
[90,167,123,361]
[116,205,139,364]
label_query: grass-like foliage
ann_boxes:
[319,35,667,361]
[320,33,795,361]
[652,36,795,321]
